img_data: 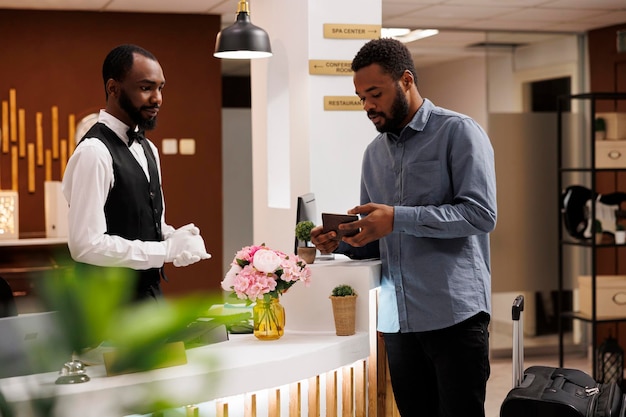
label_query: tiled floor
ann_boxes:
[486,349,591,417]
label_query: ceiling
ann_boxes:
[1,0,625,75]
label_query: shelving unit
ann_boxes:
[557,92,626,379]
[0,238,72,313]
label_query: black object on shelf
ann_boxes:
[596,334,624,386]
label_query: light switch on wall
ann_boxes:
[161,138,178,155]
[179,138,196,155]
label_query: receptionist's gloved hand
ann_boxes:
[167,223,200,238]
[165,226,211,266]
[173,250,212,267]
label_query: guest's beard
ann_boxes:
[119,89,158,131]
[368,83,409,134]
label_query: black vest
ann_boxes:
[77,122,164,301]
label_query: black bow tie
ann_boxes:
[127,128,145,147]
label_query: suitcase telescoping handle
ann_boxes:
[512,295,525,388]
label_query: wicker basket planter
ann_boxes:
[329,294,357,336]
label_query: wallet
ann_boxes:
[321,213,359,240]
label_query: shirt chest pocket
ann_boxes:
[403,160,441,205]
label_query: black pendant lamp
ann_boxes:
[214,0,272,59]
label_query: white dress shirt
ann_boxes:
[62,110,175,269]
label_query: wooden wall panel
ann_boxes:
[0,10,223,296]
[589,23,626,112]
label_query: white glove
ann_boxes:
[167,223,200,238]
[173,250,212,267]
[165,226,211,266]
[162,223,197,240]
[177,223,200,235]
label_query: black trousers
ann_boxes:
[134,268,163,302]
[383,312,490,417]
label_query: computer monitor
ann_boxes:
[295,193,317,253]
[0,311,71,378]
[295,193,335,260]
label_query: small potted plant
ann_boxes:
[295,220,316,264]
[329,284,357,336]
[595,117,606,140]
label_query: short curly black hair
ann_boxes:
[351,38,417,83]
[102,44,157,98]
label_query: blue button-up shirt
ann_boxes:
[341,99,497,333]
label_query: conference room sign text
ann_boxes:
[309,60,353,75]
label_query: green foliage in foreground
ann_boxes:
[0,265,223,416]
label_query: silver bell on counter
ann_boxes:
[55,359,90,384]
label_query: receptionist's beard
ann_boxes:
[119,89,158,131]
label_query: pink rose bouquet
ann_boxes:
[221,244,312,302]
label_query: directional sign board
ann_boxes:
[323,24,380,39]
[309,60,353,75]
[323,96,362,111]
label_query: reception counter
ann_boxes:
[0,257,384,417]
[1,332,370,416]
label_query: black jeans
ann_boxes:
[383,312,491,417]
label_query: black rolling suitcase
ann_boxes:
[500,295,625,417]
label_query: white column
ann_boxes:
[251,0,381,253]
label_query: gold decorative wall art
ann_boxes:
[51,105,59,159]
[27,143,35,193]
[9,88,16,143]
[45,149,52,182]
[68,114,76,158]
[18,108,25,157]
[36,112,43,166]
[11,145,17,191]
[1,101,7,154]
[0,87,76,194]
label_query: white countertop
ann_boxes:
[1,332,369,416]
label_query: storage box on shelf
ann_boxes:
[595,140,626,168]
[578,275,626,319]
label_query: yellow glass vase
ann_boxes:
[253,297,285,340]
